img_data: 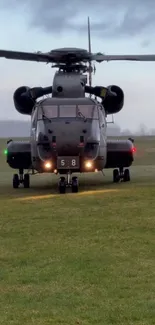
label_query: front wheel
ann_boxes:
[124,169,130,182]
[24,173,30,188]
[113,169,120,183]
[58,177,66,194]
[13,174,19,188]
[72,176,78,193]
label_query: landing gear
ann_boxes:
[124,169,130,182]
[58,177,66,194]
[12,169,30,188]
[72,176,78,193]
[113,167,130,183]
[23,173,30,188]
[58,173,79,193]
[13,174,19,188]
[113,169,120,183]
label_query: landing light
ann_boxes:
[44,161,52,169]
[85,160,93,168]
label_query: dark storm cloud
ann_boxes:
[1,0,155,38]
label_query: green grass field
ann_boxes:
[1,136,155,324]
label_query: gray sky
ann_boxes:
[2,0,155,38]
[0,0,155,131]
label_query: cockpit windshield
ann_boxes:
[77,105,98,119]
[38,105,58,119]
[37,103,99,120]
[59,105,76,117]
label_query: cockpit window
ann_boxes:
[43,105,58,118]
[37,103,99,120]
[77,105,94,119]
[59,105,76,117]
[38,105,58,119]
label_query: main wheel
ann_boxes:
[113,169,120,183]
[13,174,19,188]
[124,169,130,182]
[23,173,30,188]
[72,176,78,193]
[58,177,66,194]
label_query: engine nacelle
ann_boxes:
[13,86,34,115]
[103,85,124,115]
[105,139,135,168]
[6,140,31,169]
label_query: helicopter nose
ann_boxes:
[42,118,100,157]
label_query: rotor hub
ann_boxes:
[49,47,91,64]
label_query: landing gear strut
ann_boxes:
[58,172,79,194]
[13,169,30,188]
[113,167,130,183]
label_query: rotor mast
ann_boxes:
[50,16,94,93]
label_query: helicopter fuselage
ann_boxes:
[5,65,135,192]
[30,97,107,174]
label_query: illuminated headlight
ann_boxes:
[44,161,52,169]
[85,160,93,168]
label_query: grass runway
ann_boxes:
[0,137,155,324]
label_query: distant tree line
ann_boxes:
[107,123,155,136]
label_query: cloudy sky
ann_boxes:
[0,0,155,131]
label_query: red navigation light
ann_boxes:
[132,146,136,153]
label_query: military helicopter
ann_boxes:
[1,17,155,193]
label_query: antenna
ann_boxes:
[88,16,92,95]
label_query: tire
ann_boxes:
[124,169,130,182]
[59,185,66,193]
[24,173,30,188]
[72,185,78,193]
[58,177,66,194]
[13,174,19,188]
[113,169,120,183]
[72,177,78,193]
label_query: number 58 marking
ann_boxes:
[60,159,65,166]
[60,159,77,167]
[71,159,76,166]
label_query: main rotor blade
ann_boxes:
[0,49,52,62]
[2,48,155,64]
[92,53,155,62]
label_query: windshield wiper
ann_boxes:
[42,114,51,123]
[77,110,87,122]
[40,105,52,123]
